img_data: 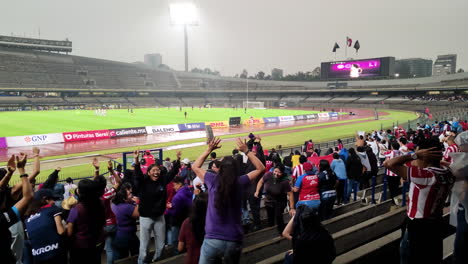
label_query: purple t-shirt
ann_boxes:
[111,203,137,236]
[204,172,250,242]
[67,203,105,248]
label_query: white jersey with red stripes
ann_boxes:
[406,166,454,219]
[292,164,304,181]
[443,144,460,163]
[385,150,403,177]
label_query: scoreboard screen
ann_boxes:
[321,57,394,80]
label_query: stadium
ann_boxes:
[0,1,467,264]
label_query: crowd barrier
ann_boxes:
[1,112,336,148]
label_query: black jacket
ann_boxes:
[134,160,180,218]
[346,156,363,180]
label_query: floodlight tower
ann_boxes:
[169,2,199,72]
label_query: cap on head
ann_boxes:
[303,162,313,172]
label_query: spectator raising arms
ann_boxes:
[385,138,454,264]
[133,149,181,263]
[111,182,139,260]
[192,137,265,264]
[0,154,33,264]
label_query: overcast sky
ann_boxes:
[1,0,467,76]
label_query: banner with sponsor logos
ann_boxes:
[279,116,295,122]
[329,112,339,117]
[177,122,206,132]
[110,127,147,138]
[263,117,280,123]
[243,118,264,126]
[306,114,318,119]
[318,112,330,118]
[205,121,229,129]
[63,130,110,142]
[6,133,64,147]
[145,125,180,134]
[294,115,307,121]
[229,117,241,126]
[0,137,6,148]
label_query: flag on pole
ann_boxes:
[353,40,360,54]
[332,42,340,52]
[346,37,352,47]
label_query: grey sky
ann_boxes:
[1,0,467,76]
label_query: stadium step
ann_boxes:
[256,206,407,264]
[240,200,397,264]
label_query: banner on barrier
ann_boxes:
[279,116,295,122]
[110,127,147,138]
[306,114,318,119]
[329,112,339,117]
[294,115,307,120]
[7,133,64,147]
[318,112,330,118]
[0,137,6,148]
[229,117,241,126]
[263,117,280,123]
[178,122,206,132]
[63,130,110,142]
[205,121,229,129]
[243,118,264,125]
[145,125,180,134]
[307,154,334,167]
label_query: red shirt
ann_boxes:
[295,173,320,202]
[179,218,202,264]
[102,188,117,226]
[406,166,454,219]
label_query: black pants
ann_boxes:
[336,179,346,204]
[405,217,444,264]
[70,245,104,264]
[387,175,400,203]
[248,185,261,227]
[265,200,286,235]
[360,172,371,189]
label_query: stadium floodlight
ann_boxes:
[169,2,199,26]
[169,2,199,72]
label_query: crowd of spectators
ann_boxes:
[0,117,467,264]
[404,94,468,102]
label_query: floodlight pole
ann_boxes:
[246,78,249,108]
[184,24,189,72]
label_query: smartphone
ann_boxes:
[205,125,214,143]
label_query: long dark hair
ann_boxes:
[319,160,333,179]
[112,182,133,205]
[215,156,239,211]
[77,179,105,236]
[190,192,208,243]
[42,170,59,189]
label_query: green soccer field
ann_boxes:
[0,107,319,137]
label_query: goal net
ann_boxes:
[243,101,265,109]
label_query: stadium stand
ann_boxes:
[0,46,466,112]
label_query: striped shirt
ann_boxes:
[407,166,454,219]
[443,144,460,163]
[385,150,402,177]
[292,164,304,181]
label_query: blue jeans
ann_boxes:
[138,216,165,264]
[166,225,180,255]
[199,238,243,264]
[347,179,359,202]
[104,224,117,264]
[454,205,468,264]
